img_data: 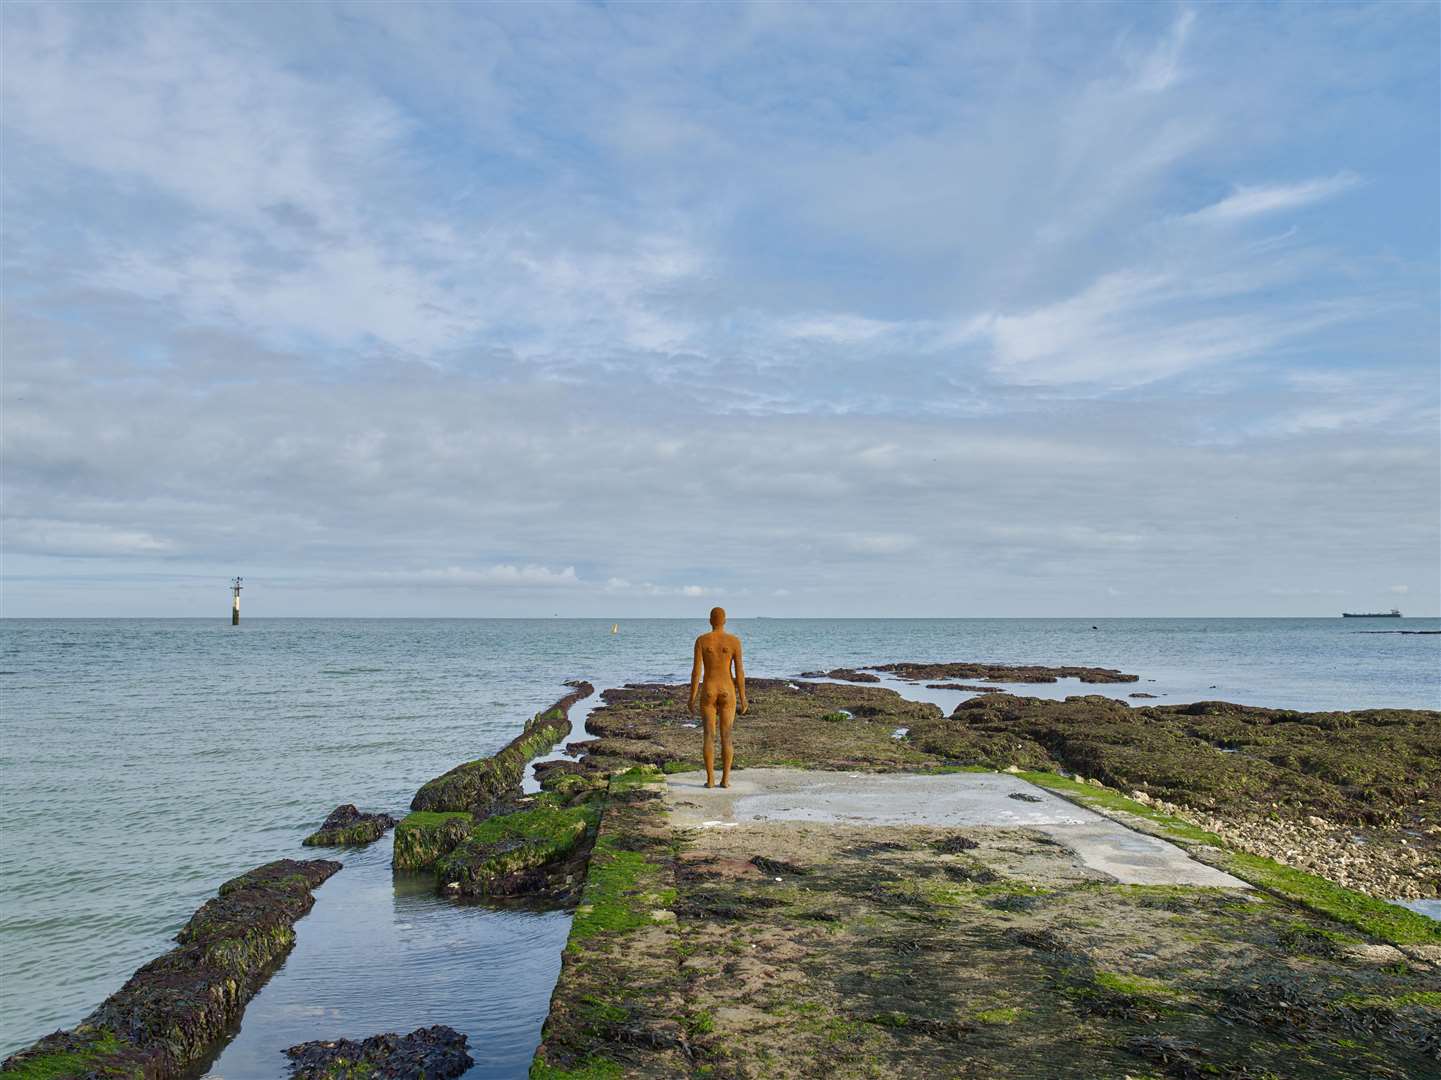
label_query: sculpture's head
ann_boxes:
[709,606,726,628]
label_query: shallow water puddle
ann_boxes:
[198,834,570,1080]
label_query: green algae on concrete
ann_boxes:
[533,680,1441,1079]
[533,767,689,1079]
[436,795,600,899]
[1025,770,1441,948]
[1,859,340,1080]
[411,683,593,813]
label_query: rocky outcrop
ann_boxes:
[410,683,594,813]
[926,683,1007,692]
[435,793,600,903]
[285,1025,472,1079]
[2,859,340,1079]
[303,804,396,846]
[876,662,1138,683]
[798,668,881,682]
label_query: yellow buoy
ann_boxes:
[611,624,619,634]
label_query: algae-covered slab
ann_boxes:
[534,680,1441,1079]
[393,810,476,871]
[436,793,600,901]
[411,683,594,813]
[1,859,340,1080]
[539,794,1440,1078]
[532,768,691,1079]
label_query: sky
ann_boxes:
[1,1,1438,618]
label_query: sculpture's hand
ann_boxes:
[688,694,697,716]
[738,696,748,716]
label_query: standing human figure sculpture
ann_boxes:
[688,607,747,788]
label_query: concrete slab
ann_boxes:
[664,768,1247,889]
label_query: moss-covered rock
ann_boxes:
[1,859,340,1080]
[435,794,601,901]
[410,683,594,813]
[875,661,1138,683]
[392,810,475,872]
[302,804,397,847]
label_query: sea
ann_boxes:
[1,617,1438,1074]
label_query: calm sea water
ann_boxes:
[1,617,1437,1070]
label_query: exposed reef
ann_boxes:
[875,661,1139,683]
[532,679,1440,1079]
[567,679,942,773]
[1,859,340,1079]
[410,682,593,813]
[906,693,1440,898]
[302,804,396,847]
[285,1025,472,1079]
[926,682,1007,692]
[395,684,605,903]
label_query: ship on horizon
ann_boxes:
[1341,608,1402,618]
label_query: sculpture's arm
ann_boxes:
[734,638,747,714]
[688,637,702,715]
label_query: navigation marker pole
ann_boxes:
[231,576,243,625]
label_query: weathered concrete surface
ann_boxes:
[665,769,1247,888]
[535,764,1441,1079]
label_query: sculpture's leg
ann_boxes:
[719,695,736,788]
[702,705,717,787]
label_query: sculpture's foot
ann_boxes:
[704,780,715,789]
[720,780,731,788]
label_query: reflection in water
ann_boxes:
[201,834,571,1080]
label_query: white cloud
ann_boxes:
[3,519,177,557]
[1388,584,1410,595]
[365,565,580,587]
[1184,173,1360,226]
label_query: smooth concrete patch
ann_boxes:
[665,768,1246,888]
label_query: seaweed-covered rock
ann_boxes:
[435,793,600,902]
[1,859,340,1079]
[876,661,1138,683]
[303,804,396,847]
[392,811,475,871]
[410,682,593,813]
[285,1025,472,1079]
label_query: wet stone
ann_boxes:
[284,1025,472,1079]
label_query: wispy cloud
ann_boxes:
[1184,173,1361,226]
[1,1,1436,615]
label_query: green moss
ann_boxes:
[1221,851,1441,946]
[924,764,993,774]
[391,811,474,871]
[1019,771,1225,845]
[0,1031,134,1080]
[1341,990,1441,1009]
[685,1010,716,1035]
[820,712,850,723]
[608,764,664,789]
[973,1006,1022,1024]
[436,799,598,894]
[529,1057,624,1079]
[1093,971,1177,1000]
[660,760,702,774]
[569,842,674,940]
[1024,771,1439,947]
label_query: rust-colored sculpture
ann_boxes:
[688,606,747,788]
